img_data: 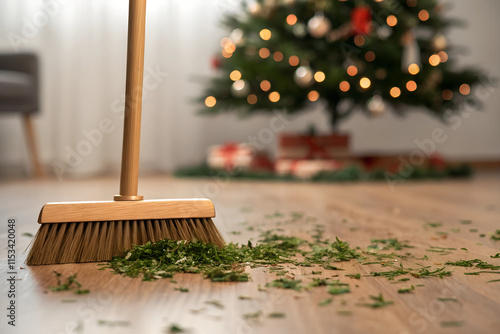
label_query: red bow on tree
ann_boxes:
[351,7,372,35]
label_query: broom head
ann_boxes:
[26,199,224,265]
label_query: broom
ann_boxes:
[26,0,224,265]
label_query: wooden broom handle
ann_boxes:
[114,0,147,201]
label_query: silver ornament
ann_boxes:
[231,80,250,97]
[367,95,387,115]
[294,66,314,87]
[229,28,244,46]
[307,12,331,38]
[293,23,307,38]
[377,26,392,39]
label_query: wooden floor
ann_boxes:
[1,173,499,334]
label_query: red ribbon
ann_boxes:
[351,6,372,35]
[217,142,240,170]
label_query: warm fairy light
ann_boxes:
[220,37,231,48]
[260,80,271,91]
[390,87,401,98]
[247,94,258,104]
[222,49,232,58]
[259,29,272,41]
[314,71,326,82]
[269,91,280,102]
[438,51,448,62]
[386,15,398,27]
[308,90,320,101]
[418,10,429,21]
[339,81,350,92]
[347,65,358,76]
[442,89,453,100]
[354,35,365,47]
[365,51,376,62]
[273,51,284,62]
[360,77,371,89]
[407,0,417,7]
[459,84,471,95]
[289,55,299,66]
[259,48,271,58]
[429,54,440,66]
[224,41,236,53]
[406,80,417,92]
[286,14,297,25]
[205,96,216,107]
[230,70,241,81]
[408,63,420,75]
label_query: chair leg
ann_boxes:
[23,114,44,178]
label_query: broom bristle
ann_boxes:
[26,218,224,265]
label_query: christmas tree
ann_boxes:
[199,0,485,130]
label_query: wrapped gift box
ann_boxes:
[275,159,345,179]
[207,142,273,172]
[278,133,350,160]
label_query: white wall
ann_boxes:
[0,0,499,178]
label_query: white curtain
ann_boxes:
[0,0,239,177]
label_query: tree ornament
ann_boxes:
[367,94,387,115]
[231,80,250,97]
[307,12,331,38]
[377,25,392,39]
[293,23,307,38]
[211,56,222,69]
[294,66,314,87]
[229,28,244,46]
[432,33,447,51]
[351,6,372,35]
[401,30,421,72]
[248,2,261,16]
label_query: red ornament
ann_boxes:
[351,6,372,35]
[211,55,222,69]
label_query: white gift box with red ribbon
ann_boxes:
[207,142,254,171]
[275,159,344,179]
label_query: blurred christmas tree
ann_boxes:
[199,0,485,130]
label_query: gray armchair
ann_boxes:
[0,53,44,177]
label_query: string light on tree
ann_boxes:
[247,94,258,104]
[259,48,271,58]
[418,10,430,21]
[360,77,371,89]
[406,80,417,92]
[408,63,420,75]
[269,91,280,102]
[460,84,471,95]
[205,96,216,107]
[365,51,376,62]
[429,54,440,66]
[273,51,284,62]
[308,90,320,102]
[260,80,271,91]
[289,55,300,66]
[259,29,272,41]
[314,71,326,82]
[230,70,241,81]
[339,81,350,92]
[347,65,358,76]
[386,15,398,27]
[390,87,401,98]
[442,89,453,100]
[286,14,297,25]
